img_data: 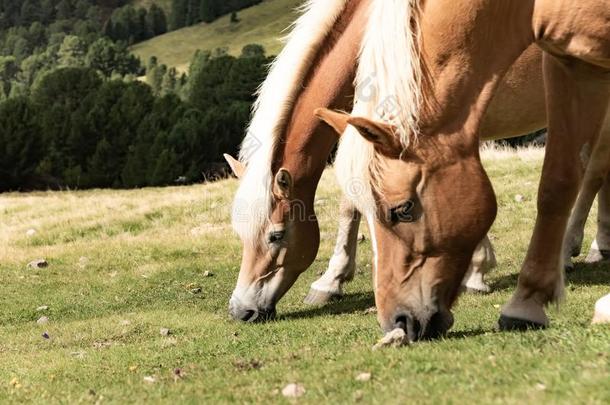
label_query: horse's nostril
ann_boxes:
[241,309,257,322]
[411,318,422,340]
[394,315,409,332]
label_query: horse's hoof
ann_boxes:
[463,285,491,295]
[303,289,342,305]
[585,248,610,264]
[498,315,547,331]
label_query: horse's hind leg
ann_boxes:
[305,196,362,304]
[586,171,610,263]
[462,235,496,294]
[585,115,610,264]
[500,53,610,331]
[563,118,610,270]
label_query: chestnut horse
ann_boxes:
[319,0,610,339]
[227,0,609,333]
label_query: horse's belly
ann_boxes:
[480,45,547,141]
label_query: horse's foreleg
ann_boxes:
[500,54,610,331]
[462,235,496,294]
[304,197,362,304]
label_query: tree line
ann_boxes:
[170,0,262,29]
[0,46,271,191]
[104,3,168,44]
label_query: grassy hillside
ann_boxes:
[1,148,609,402]
[130,0,303,72]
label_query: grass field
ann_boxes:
[1,147,609,403]
[130,0,303,72]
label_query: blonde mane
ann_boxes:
[232,0,350,242]
[336,0,423,216]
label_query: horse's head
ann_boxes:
[224,154,321,322]
[319,109,497,340]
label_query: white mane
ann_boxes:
[232,0,350,242]
[336,0,423,216]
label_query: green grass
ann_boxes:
[130,0,303,72]
[0,147,609,403]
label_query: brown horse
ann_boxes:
[318,0,610,339]
[227,0,610,333]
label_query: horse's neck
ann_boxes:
[273,0,369,194]
[418,0,535,148]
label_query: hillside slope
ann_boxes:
[130,0,303,72]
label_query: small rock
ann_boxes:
[160,328,171,337]
[36,305,49,312]
[372,328,410,350]
[282,383,305,398]
[356,372,372,382]
[26,229,37,237]
[190,287,203,294]
[78,257,89,269]
[357,233,366,243]
[354,390,364,402]
[535,383,546,391]
[42,332,50,339]
[515,194,524,203]
[27,259,48,269]
[203,271,213,277]
[143,376,156,384]
[37,316,49,324]
[129,365,138,372]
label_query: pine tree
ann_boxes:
[170,0,187,30]
[20,0,41,27]
[56,0,72,20]
[147,3,168,35]
[199,0,218,23]
[58,35,86,68]
[160,67,177,96]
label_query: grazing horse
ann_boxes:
[227,0,610,330]
[227,0,513,320]
[309,144,610,303]
[320,0,610,339]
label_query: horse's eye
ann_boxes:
[268,230,285,244]
[390,200,416,223]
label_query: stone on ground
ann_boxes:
[592,294,610,324]
[372,328,410,350]
[282,383,305,398]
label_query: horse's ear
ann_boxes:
[347,117,402,158]
[314,108,349,137]
[274,168,293,200]
[223,154,246,178]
